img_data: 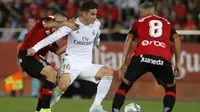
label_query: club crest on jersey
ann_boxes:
[92,30,95,35]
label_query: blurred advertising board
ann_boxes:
[0,42,199,100]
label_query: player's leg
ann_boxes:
[79,64,113,112]
[92,66,113,109]
[50,58,80,107]
[50,73,71,107]
[112,56,149,112]
[151,58,176,112]
[19,51,56,112]
[39,65,57,111]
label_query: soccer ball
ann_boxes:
[124,103,142,112]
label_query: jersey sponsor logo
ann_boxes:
[73,40,93,45]
[140,56,164,65]
[142,40,166,48]
[73,36,93,45]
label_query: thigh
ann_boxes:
[124,56,149,84]
[151,59,175,88]
[79,63,103,84]
[18,51,47,79]
[59,57,82,85]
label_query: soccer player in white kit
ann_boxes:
[27,1,113,112]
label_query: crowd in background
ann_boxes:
[0,0,200,42]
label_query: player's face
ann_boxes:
[83,9,97,24]
[27,18,36,30]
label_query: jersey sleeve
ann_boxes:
[32,26,72,52]
[93,29,100,48]
[93,20,101,48]
[128,21,138,36]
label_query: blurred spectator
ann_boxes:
[171,0,187,25]
[184,13,197,30]
[103,1,119,29]
[65,0,78,18]
[117,0,139,22]
[26,0,40,19]
[156,0,164,17]
[0,0,199,42]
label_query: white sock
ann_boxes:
[91,76,113,107]
[50,87,64,107]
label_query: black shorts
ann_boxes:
[125,55,175,88]
[18,50,49,79]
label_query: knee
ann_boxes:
[58,74,70,91]
[95,66,114,80]
[165,83,176,92]
[46,68,57,80]
[166,83,176,88]
[58,81,68,91]
[102,67,114,75]
[42,66,57,82]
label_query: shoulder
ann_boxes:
[153,15,171,24]
[94,19,101,28]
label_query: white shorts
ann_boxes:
[59,55,103,85]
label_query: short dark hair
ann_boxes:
[81,1,99,11]
[54,11,68,18]
[140,1,155,9]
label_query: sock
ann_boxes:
[50,87,64,107]
[112,81,132,112]
[91,76,113,108]
[41,79,55,109]
[36,89,42,111]
[163,85,176,112]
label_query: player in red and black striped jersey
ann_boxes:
[18,12,78,112]
[112,2,181,112]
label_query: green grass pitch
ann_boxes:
[0,97,199,112]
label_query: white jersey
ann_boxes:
[66,18,101,62]
[32,18,101,62]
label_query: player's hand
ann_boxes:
[174,63,181,77]
[118,64,127,80]
[63,18,79,31]
[27,48,36,56]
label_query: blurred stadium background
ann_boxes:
[0,0,200,112]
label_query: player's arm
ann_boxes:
[42,18,78,30]
[118,21,137,80]
[120,21,137,69]
[93,29,100,49]
[120,34,135,68]
[27,26,72,56]
[42,20,64,28]
[171,29,181,77]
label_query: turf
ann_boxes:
[0,97,199,112]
